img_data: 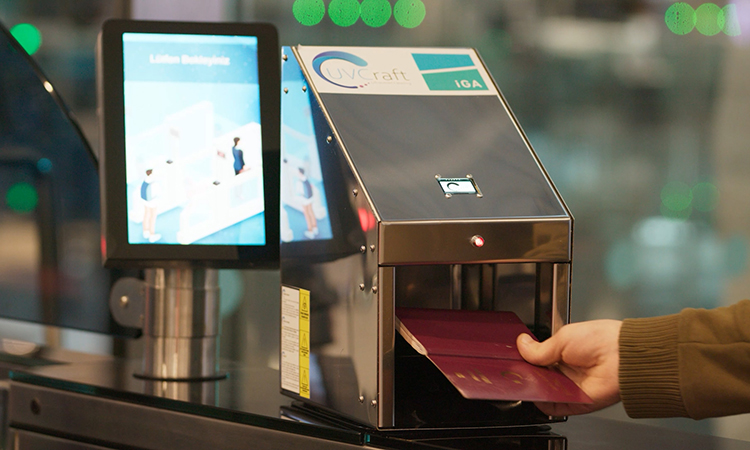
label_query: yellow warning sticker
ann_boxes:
[299,288,310,399]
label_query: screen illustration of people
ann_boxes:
[280,59,332,243]
[122,32,265,246]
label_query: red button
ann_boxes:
[471,235,485,248]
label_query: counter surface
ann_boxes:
[4,354,750,450]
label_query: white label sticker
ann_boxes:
[296,46,498,96]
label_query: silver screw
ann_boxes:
[119,296,129,308]
[359,283,365,291]
[372,286,378,294]
[359,395,365,403]
[371,400,378,407]
[360,245,367,253]
[467,174,473,179]
[435,174,441,179]
[302,85,307,92]
[352,189,359,197]
[445,193,453,199]
[326,136,333,143]
[369,244,376,252]
[282,54,288,61]
[283,88,289,94]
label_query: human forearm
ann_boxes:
[621,300,750,419]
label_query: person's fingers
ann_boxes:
[516,333,565,367]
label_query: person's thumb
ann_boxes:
[516,333,564,367]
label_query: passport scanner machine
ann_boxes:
[11,18,576,443]
[277,45,577,432]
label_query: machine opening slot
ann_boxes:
[392,263,556,428]
[394,262,549,336]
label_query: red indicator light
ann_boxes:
[358,207,377,232]
[471,235,485,248]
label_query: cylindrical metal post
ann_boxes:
[138,268,223,381]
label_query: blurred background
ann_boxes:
[1,0,750,441]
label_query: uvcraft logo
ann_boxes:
[312,51,409,89]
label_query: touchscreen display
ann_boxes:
[122,33,265,246]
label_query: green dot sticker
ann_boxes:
[394,0,426,29]
[691,182,720,212]
[695,3,722,36]
[665,3,696,35]
[329,0,361,27]
[293,0,326,26]
[361,0,392,28]
[6,182,38,214]
[661,181,693,212]
[10,23,42,55]
[719,4,742,36]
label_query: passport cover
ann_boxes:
[396,307,592,404]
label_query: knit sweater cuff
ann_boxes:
[619,314,689,418]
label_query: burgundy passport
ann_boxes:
[396,308,592,404]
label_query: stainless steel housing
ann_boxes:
[279,46,573,431]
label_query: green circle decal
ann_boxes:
[394,0,426,29]
[329,0,361,27]
[719,4,742,36]
[293,0,326,26]
[695,3,722,36]
[660,203,692,220]
[6,182,39,213]
[361,0,392,28]
[664,3,696,35]
[691,182,720,212]
[10,23,42,54]
[661,181,693,212]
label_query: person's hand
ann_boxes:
[516,320,622,416]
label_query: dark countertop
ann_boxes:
[4,352,750,450]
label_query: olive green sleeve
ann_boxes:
[619,300,750,419]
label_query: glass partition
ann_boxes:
[2,0,750,440]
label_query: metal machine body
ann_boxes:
[279,46,573,431]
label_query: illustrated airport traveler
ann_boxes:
[140,168,161,242]
[217,137,248,175]
[517,300,750,419]
[296,167,318,239]
[231,136,246,175]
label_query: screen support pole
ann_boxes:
[136,268,224,381]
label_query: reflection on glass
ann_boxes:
[0,22,114,334]
[280,56,333,243]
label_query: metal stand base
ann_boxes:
[138,268,222,381]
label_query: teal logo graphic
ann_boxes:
[313,51,370,89]
[412,53,488,91]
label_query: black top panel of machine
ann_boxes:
[320,93,567,221]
